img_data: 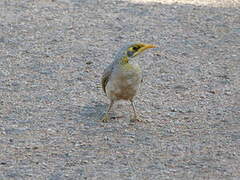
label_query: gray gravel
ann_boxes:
[0,0,240,179]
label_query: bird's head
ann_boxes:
[115,43,156,64]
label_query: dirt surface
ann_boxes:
[0,0,240,179]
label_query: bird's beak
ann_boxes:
[143,44,157,49]
[134,44,157,57]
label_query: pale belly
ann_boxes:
[106,65,142,101]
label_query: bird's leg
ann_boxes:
[130,100,141,122]
[101,100,114,122]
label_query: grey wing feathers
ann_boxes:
[101,64,113,94]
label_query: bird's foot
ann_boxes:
[101,114,110,123]
[130,115,143,123]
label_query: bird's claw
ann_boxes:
[101,114,109,123]
[130,115,143,123]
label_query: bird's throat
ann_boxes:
[120,57,129,65]
[119,57,141,73]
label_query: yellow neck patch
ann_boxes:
[120,60,141,73]
[120,57,129,64]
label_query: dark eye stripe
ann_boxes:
[132,46,139,51]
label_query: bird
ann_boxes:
[101,42,156,122]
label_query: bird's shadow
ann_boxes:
[79,100,123,123]
[79,100,107,122]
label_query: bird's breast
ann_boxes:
[119,63,142,85]
[106,63,142,100]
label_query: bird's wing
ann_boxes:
[101,64,113,94]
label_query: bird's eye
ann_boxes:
[132,46,139,51]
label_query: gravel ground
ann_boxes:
[0,0,240,179]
